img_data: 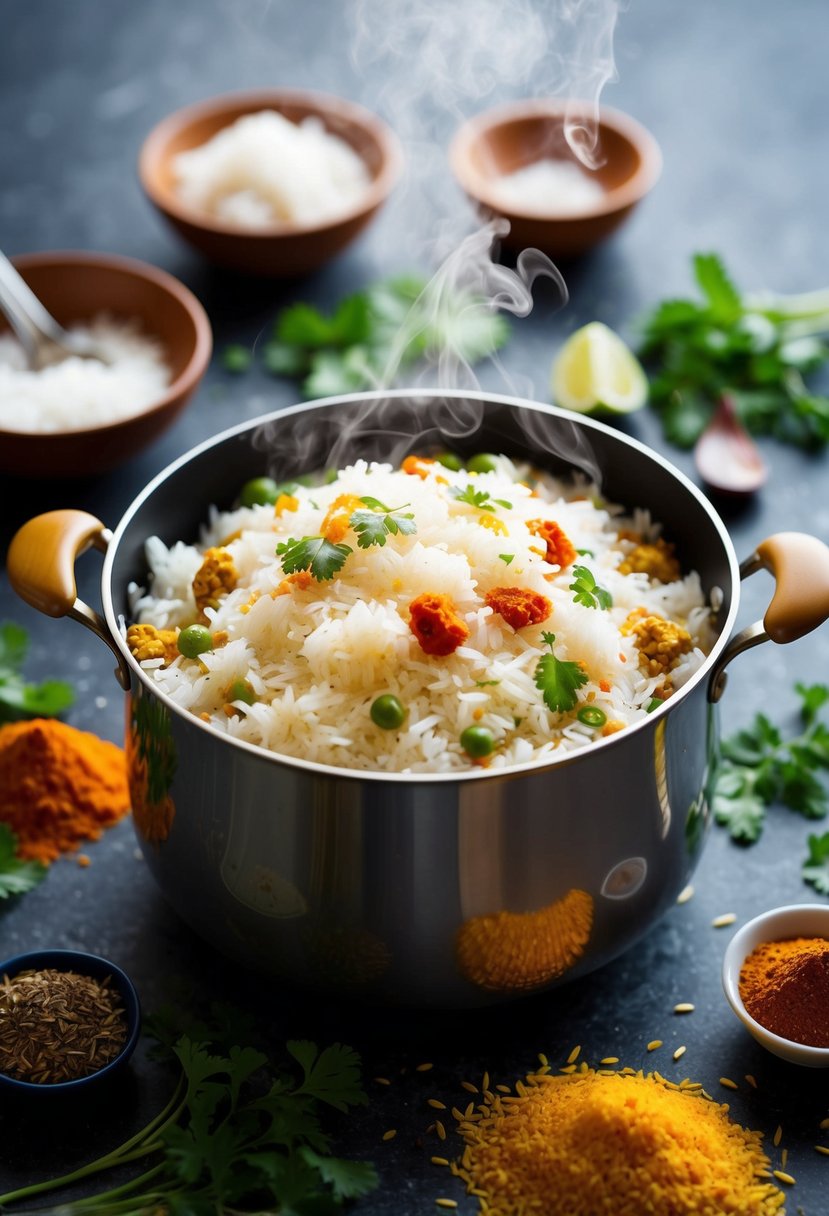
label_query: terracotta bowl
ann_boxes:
[138,89,403,277]
[449,100,662,258]
[0,252,212,480]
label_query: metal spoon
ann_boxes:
[0,250,108,370]
[694,393,767,495]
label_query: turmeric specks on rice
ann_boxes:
[0,719,129,863]
[447,1064,786,1216]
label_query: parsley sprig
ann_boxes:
[713,682,829,844]
[569,565,613,610]
[450,485,513,513]
[350,497,417,548]
[0,1030,377,1214]
[0,622,74,721]
[534,632,589,714]
[639,252,829,449]
[0,824,47,900]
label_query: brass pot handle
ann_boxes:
[7,509,131,690]
[709,531,829,702]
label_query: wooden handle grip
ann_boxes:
[7,509,108,618]
[757,532,829,644]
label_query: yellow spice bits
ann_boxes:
[450,1067,786,1216]
[455,890,593,994]
[192,547,238,617]
[621,608,692,679]
[126,623,179,666]
[618,536,681,583]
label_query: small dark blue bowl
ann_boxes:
[0,949,141,1094]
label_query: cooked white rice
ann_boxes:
[127,455,716,773]
[172,110,371,229]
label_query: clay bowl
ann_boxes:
[0,252,212,479]
[449,100,662,258]
[138,89,403,277]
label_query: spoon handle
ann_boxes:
[0,250,66,366]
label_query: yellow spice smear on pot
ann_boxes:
[446,1063,785,1216]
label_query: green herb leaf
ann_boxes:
[449,484,510,513]
[262,341,310,377]
[350,503,416,549]
[0,622,74,722]
[287,1041,368,1113]
[534,632,589,714]
[221,344,253,373]
[568,564,613,610]
[499,553,515,565]
[694,253,742,324]
[0,824,47,899]
[803,831,829,895]
[712,766,766,843]
[277,537,352,581]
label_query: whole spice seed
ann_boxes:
[0,968,128,1084]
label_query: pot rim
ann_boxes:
[102,388,741,784]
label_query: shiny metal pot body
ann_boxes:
[13,392,829,1007]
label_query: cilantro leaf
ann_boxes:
[287,1041,367,1113]
[221,344,253,373]
[277,537,352,581]
[0,824,47,899]
[350,502,417,549]
[450,484,511,513]
[0,621,74,722]
[499,553,515,565]
[712,766,766,843]
[568,564,613,611]
[639,253,829,451]
[803,831,829,895]
[534,632,589,714]
[300,1149,379,1201]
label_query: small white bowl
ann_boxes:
[722,903,829,1068]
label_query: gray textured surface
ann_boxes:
[2,0,829,1210]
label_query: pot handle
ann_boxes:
[708,531,829,702]
[6,509,131,691]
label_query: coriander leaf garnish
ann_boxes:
[534,631,589,714]
[276,536,352,581]
[639,252,829,449]
[576,548,595,557]
[475,679,501,687]
[350,501,417,549]
[0,1026,378,1214]
[0,621,74,722]
[499,553,515,565]
[712,682,829,845]
[568,565,613,610]
[0,824,47,899]
[803,831,829,896]
[450,485,512,513]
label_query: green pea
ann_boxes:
[370,694,407,730]
[466,453,499,474]
[460,725,495,758]
[436,452,463,472]
[240,476,280,507]
[227,678,256,705]
[177,624,214,658]
[577,706,607,728]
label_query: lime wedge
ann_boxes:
[551,322,649,415]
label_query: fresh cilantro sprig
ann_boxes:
[0,824,47,900]
[534,631,589,714]
[569,565,613,610]
[639,252,829,449]
[803,831,829,896]
[450,485,513,513]
[222,275,510,397]
[0,622,74,722]
[713,682,829,844]
[277,536,353,581]
[350,497,417,548]
[0,1032,377,1214]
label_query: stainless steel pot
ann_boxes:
[10,391,829,1007]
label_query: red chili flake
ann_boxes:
[485,586,552,630]
[527,519,577,569]
[409,593,470,656]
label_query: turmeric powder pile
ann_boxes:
[447,1064,785,1216]
[0,719,130,863]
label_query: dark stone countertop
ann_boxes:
[1,1,829,1211]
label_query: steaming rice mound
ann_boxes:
[127,455,716,773]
